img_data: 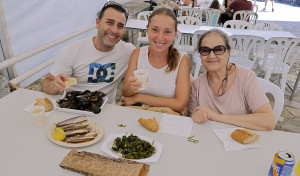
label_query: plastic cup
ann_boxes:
[133,69,148,90]
[30,106,46,127]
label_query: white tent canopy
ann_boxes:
[0,0,107,87]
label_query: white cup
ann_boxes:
[30,106,46,127]
[133,69,148,90]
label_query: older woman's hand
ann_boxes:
[128,76,142,92]
[191,106,220,123]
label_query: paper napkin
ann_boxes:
[213,128,260,151]
[158,114,193,137]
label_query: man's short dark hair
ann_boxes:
[97,1,129,21]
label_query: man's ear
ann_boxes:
[96,18,100,29]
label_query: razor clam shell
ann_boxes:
[84,132,98,137]
[56,116,87,127]
[60,121,89,131]
[65,135,95,143]
[65,128,89,137]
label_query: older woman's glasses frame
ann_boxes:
[198,45,228,56]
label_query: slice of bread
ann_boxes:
[231,129,259,144]
[34,97,54,112]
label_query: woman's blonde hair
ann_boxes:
[147,7,180,72]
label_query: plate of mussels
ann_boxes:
[55,90,108,116]
[47,116,104,148]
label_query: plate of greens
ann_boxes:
[101,133,163,163]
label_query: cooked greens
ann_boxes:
[111,134,155,159]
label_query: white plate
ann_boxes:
[54,96,108,116]
[47,120,104,148]
[101,133,163,163]
[23,98,56,117]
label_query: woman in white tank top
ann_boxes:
[122,7,190,114]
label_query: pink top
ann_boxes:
[188,66,269,114]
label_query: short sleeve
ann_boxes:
[187,80,199,113]
[50,46,74,77]
[244,71,269,113]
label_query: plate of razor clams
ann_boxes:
[47,116,104,147]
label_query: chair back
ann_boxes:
[252,4,258,13]
[260,37,300,91]
[257,77,284,122]
[191,30,207,79]
[177,16,202,26]
[176,16,202,54]
[254,22,283,31]
[223,20,253,29]
[233,10,258,24]
[136,11,152,47]
[200,9,221,26]
[178,8,202,20]
[228,35,264,69]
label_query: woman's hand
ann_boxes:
[128,76,142,93]
[191,106,220,123]
[122,95,139,106]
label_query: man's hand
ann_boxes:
[52,73,69,92]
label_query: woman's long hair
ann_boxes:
[147,7,180,72]
[209,0,220,9]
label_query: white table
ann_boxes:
[1,89,300,176]
[126,19,297,40]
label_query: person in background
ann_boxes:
[262,0,274,12]
[188,29,275,131]
[157,0,179,10]
[42,1,135,104]
[209,0,223,26]
[222,0,232,8]
[122,7,190,115]
[219,0,252,25]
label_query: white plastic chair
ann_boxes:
[223,20,254,29]
[258,37,300,91]
[228,35,264,69]
[176,16,202,55]
[136,11,152,47]
[233,10,258,24]
[254,22,283,31]
[252,4,258,13]
[200,9,221,26]
[191,30,207,78]
[257,77,284,122]
[178,8,202,20]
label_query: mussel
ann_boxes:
[56,90,106,114]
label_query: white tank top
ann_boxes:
[137,46,184,98]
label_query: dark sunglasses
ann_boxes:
[102,1,129,17]
[199,45,228,56]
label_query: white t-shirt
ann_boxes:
[137,46,184,98]
[51,37,135,103]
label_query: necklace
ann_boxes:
[207,63,235,96]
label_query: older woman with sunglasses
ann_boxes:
[188,29,275,131]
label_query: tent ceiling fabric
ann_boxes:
[1,0,107,87]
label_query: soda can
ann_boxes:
[268,151,296,176]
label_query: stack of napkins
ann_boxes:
[158,114,193,137]
[213,128,260,151]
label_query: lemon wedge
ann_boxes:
[65,78,78,89]
[52,128,66,141]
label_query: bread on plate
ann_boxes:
[34,97,54,112]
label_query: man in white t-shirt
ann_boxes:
[42,1,135,103]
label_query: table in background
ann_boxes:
[126,19,297,40]
[0,89,300,176]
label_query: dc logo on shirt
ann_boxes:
[88,63,115,83]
